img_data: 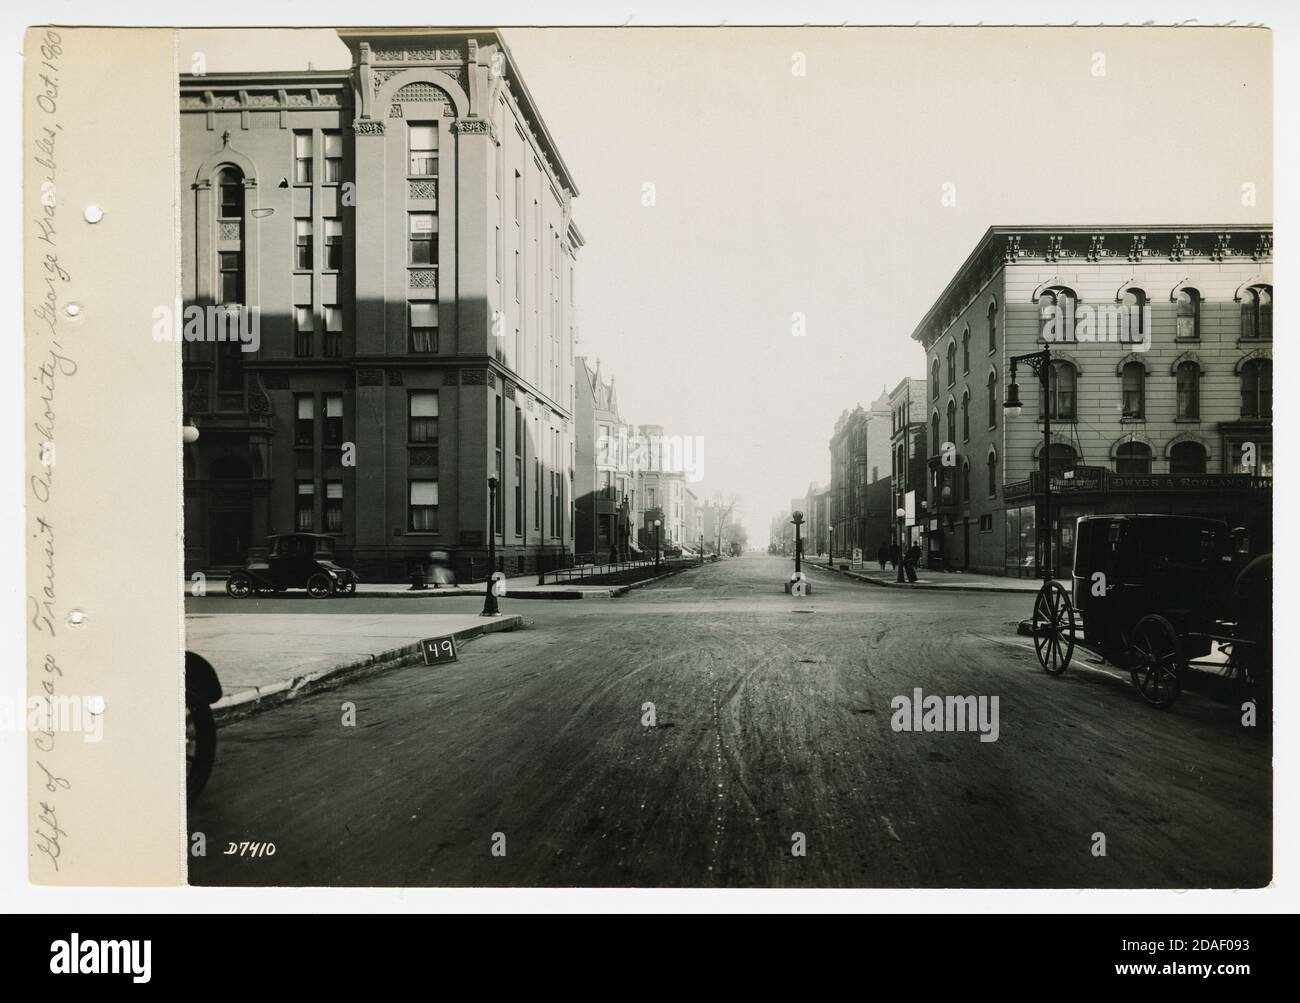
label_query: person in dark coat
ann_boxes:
[889,543,900,569]
[877,544,888,570]
[905,542,921,582]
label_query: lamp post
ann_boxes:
[791,511,805,576]
[481,476,500,616]
[1004,348,1054,582]
[654,518,662,570]
[699,534,705,567]
[895,506,906,583]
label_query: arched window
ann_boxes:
[1241,285,1273,340]
[987,300,997,354]
[1038,286,1078,341]
[961,327,971,374]
[931,358,940,400]
[946,341,957,387]
[1175,287,1200,340]
[1175,361,1200,420]
[218,167,245,220]
[1169,440,1207,475]
[961,389,971,442]
[1121,361,1145,418]
[986,449,997,497]
[1121,287,1147,339]
[1044,443,1076,475]
[986,370,997,429]
[1241,358,1272,419]
[1115,441,1152,474]
[946,399,956,445]
[931,411,940,454]
[962,461,971,504]
[216,167,245,306]
[1043,361,1077,419]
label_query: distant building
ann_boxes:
[575,357,634,560]
[912,224,1272,577]
[888,376,928,554]
[828,392,892,557]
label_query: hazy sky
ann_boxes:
[179,26,1272,542]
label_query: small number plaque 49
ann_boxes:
[421,636,458,665]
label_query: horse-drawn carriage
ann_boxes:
[1030,514,1271,710]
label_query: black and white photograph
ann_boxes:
[169,22,1273,889]
[9,2,1299,952]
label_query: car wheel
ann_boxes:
[338,574,357,596]
[225,573,253,599]
[186,691,216,802]
[307,573,335,599]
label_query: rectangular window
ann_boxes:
[324,218,342,271]
[514,407,523,536]
[409,480,438,532]
[533,417,541,530]
[295,394,314,446]
[324,305,342,358]
[323,131,342,183]
[294,131,312,183]
[294,306,313,358]
[295,219,313,270]
[408,391,438,445]
[514,249,521,302]
[408,213,436,265]
[219,179,242,219]
[495,226,502,282]
[409,302,437,353]
[324,481,343,532]
[218,251,242,304]
[495,395,505,534]
[514,170,522,224]
[295,482,315,531]
[323,393,343,446]
[408,124,438,176]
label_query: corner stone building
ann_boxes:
[180,29,581,580]
[913,225,1272,577]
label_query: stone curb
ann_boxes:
[810,561,1043,595]
[210,613,523,723]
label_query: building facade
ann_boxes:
[827,392,892,558]
[912,225,1272,577]
[888,376,929,554]
[180,29,582,580]
[575,357,634,560]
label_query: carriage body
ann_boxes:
[1070,514,1234,665]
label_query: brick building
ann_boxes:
[180,29,581,580]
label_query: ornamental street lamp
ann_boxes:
[1004,348,1054,582]
[791,511,804,576]
[481,476,500,616]
[895,506,907,583]
[654,518,662,570]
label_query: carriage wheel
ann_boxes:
[1031,581,1076,676]
[1128,614,1184,708]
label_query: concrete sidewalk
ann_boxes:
[187,610,523,717]
[808,559,1059,594]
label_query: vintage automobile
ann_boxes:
[224,533,359,599]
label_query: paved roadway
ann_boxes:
[188,554,1270,888]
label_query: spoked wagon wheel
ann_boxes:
[306,573,336,599]
[1128,614,1184,708]
[1031,581,1076,675]
[225,572,253,599]
[337,573,357,596]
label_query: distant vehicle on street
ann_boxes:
[225,532,359,599]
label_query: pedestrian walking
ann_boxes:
[877,544,888,570]
[889,543,900,570]
[608,543,618,566]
